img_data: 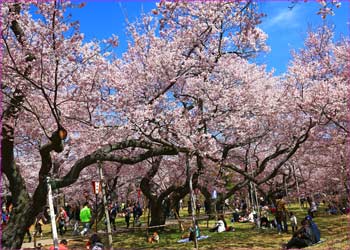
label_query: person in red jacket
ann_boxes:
[49,239,68,250]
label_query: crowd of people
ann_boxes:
[1,191,349,249]
[0,197,145,245]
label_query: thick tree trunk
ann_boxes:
[2,120,38,248]
[207,199,217,219]
[2,201,35,249]
[149,200,166,228]
[199,186,216,219]
[2,122,59,248]
[1,170,49,249]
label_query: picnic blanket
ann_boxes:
[177,235,209,243]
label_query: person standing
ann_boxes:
[109,203,117,231]
[70,203,81,235]
[309,201,317,218]
[195,200,201,216]
[125,207,131,228]
[300,195,306,208]
[57,207,68,236]
[307,196,312,208]
[276,195,288,233]
[80,202,92,236]
[33,211,46,239]
[289,212,298,233]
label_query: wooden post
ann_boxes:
[95,193,98,233]
[186,154,198,250]
[47,177,59,250]
[98,161,113,248]
[253,183,260,228]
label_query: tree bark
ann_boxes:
[198,185,216,219]
[1,201,35,249]
[149,200,166,227]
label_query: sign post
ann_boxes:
[47,177,59,250]
[92,180,101,233]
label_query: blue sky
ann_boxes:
[69,1,349,75]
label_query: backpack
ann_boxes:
[110,207,117,218]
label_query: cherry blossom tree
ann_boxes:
[2,1,348,248]
[285,25,349,200]
[102,0,274,225]
[1,1,175,247]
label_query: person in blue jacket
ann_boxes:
[305,215,320,243]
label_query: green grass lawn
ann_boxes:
[37,204,350,249]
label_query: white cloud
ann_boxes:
[262,6,302,30]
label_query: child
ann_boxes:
[148,232,159,243]
[260,206,270,229]
[289,212,297,233]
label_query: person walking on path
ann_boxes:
[57,207,68,236]
[80,202,92,236]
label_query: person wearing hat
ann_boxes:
[305,215,320,243]
[284,219,314,249]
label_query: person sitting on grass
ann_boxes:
[189,221,201,241]
[232,208,240,223]
[248,209,256,223]
[49,239,68,250]
[305,215,320,243]
[327,204,338,215]
[209,215,226,233]
[86,234,104,250]
[148,232,160,243]
[284,219,315,249]
[238,215,249,223]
